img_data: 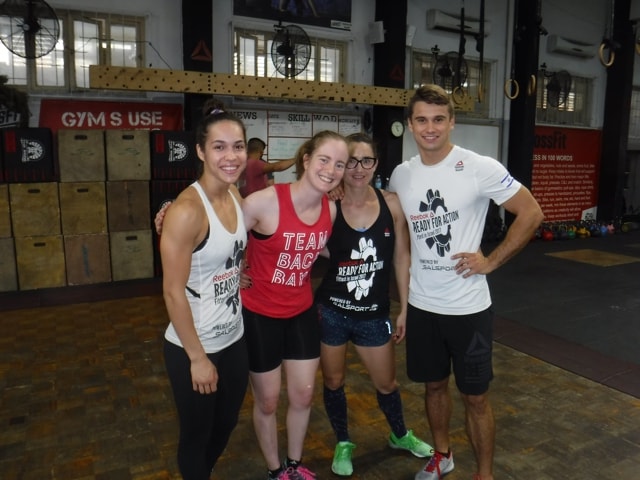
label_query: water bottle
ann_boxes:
[374,174,382,189]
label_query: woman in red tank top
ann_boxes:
[241,131,349,480]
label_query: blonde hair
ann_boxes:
[294,130,347,180]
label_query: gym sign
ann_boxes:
[38,98,183,134]
[531,126,602,222]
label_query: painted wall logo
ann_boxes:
[0,108,23,128]
[0,76,29,129]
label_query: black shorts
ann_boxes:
[242,305,320,373]
[405,304,494,395]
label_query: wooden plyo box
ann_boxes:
[15,235,66,290]
[150,130,199,180]
[0,184,11,238]
[150,179,191,277]
[0,237,17,292]
[106,180,150,232]
[58,182,108,235]
[64,234,112,285]
[57,129,106,182]
[149,179,191,219]
[2,128,56,183]
[9,182,61,237]
[109,229,153,281]
[106,130,150,180]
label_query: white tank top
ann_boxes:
[165,181,246,352]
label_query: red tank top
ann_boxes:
[242,183,333,318]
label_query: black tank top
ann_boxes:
[315,188,394,319]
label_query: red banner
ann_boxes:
[38,99,183,134]
[531,126,601,222]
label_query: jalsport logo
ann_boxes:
[346,237,376,300]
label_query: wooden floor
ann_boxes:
[2,233,640,479]
[2,298,640,479]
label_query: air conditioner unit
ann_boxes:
[547,34,596,58]
[426,9,490,36]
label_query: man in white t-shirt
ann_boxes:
[388,84,543,480]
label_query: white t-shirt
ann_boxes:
[388,146,521,315]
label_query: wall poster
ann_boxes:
[531,126,602,222]
[232,107,361,184]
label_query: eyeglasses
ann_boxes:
[346,156,377,169]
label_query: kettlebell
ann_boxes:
[559,224,569,240]
[599,224,608,237]
[576,224,589,238]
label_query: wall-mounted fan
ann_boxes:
[0,0,60,59]
[271,22,311,78]
[432,51,468,92]
[546,69,572,107]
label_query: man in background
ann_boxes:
[239,137,296,197]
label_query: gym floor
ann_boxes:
[1,230,640,479]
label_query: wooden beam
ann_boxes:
[89,66,412,107]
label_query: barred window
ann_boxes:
[234,27,345,83]
[411,49,492,119]
[0,10,145,91]
[535,70,592,126]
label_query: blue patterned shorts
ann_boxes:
[318,304,392,347]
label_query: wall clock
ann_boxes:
[390,120,404,137]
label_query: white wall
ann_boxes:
[225,0,376,85]
[49,0,183,72]
[30,1,635,157]
[27,1,184,124]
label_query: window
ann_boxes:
[411,49,492,119]
[234,28,345,83]
[0,10,144,91]
[535,70,592,126]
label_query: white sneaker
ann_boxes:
[415,451,454,480]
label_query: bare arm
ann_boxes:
[384,191,410,343]
[486,186,544,268]
[262,157,296,173]
[160,197,219,394]
[452,186,544,277]
[241,186,277,233]
[156,184,244,236]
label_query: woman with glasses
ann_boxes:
[315,133,433,477]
